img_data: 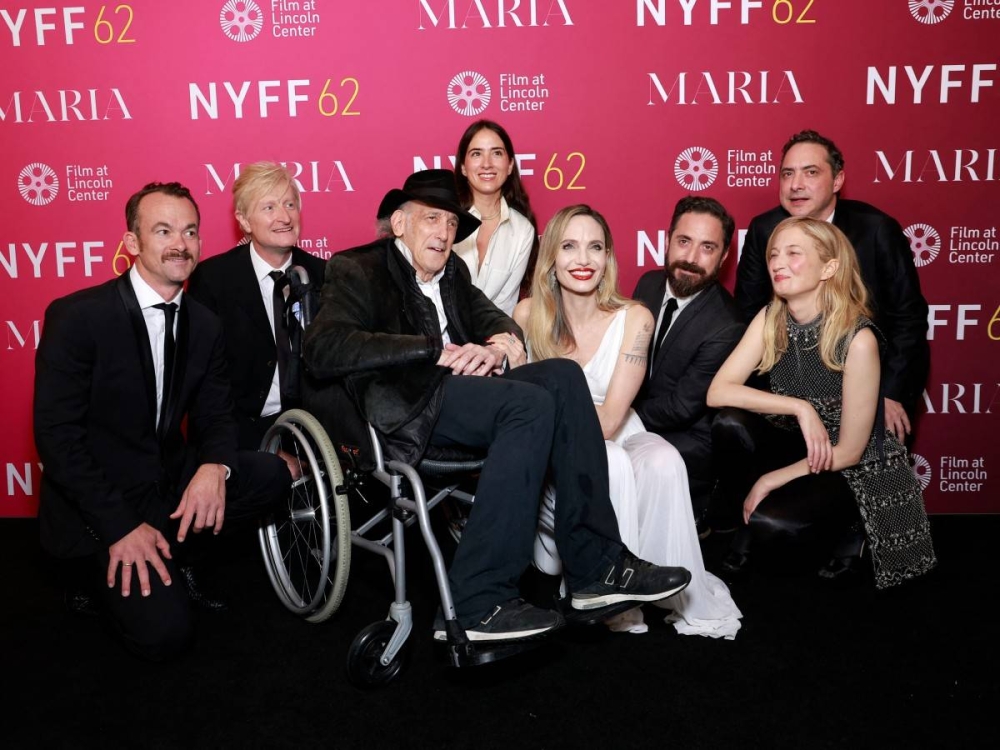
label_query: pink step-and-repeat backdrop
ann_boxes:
[2,0,998,516]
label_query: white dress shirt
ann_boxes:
[396,238,451,346]
[453,198,535,316]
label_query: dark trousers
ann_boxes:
[430,359,623,626]
[658,429,713,519]
[76,450,289,660]
[710,408,860,556]
[239,411,281,452]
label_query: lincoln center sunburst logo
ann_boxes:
[674,147,718,191]
[908,0,954,24]
[904,223,942,267]
[911,454,932,491]
[220,0,264,42]
[447,71,491,116]
[19,163,59,206]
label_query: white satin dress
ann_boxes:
[534,308,742,639]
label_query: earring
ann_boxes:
[598,276,606,293]
[549,268,558,290]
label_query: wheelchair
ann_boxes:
[256,266,540,687]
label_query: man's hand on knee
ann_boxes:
[171,463,228,542]
[437,342,502,377]
[107,523,173,598]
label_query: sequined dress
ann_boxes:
[766,313,937,588]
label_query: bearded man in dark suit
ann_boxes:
[633,196,745,530]
[35,182,289,660]
[188,162,327,450]
[735,130,929,441]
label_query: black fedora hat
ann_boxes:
[377,169,481,243]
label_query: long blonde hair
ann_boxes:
[526,205,630,361]
[759,217,871,373]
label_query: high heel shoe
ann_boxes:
[819,537,866,581]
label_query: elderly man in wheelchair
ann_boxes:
[297,169,691,667]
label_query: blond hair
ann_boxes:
[526,205,630,361]
[759,216,871,373]
[233,161,300,219]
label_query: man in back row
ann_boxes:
[735,130,929,441]
[304,169,691,642]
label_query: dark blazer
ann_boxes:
[735,199,929,410]
[303,238,518,465]
[632,276,745,480]
[187,244,327,449]
[34,273,237,558]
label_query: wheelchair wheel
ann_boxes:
[259,409,351,623]
[347,621,406,687]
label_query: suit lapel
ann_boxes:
[652,284,716,373]
[235,246,274,339]
[116,274,158,428]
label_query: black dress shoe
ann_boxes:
[818,554,863,581]
[694,509,712,540]
[178,566,229,613]
[720,550,749,576]
[64,589,99,617]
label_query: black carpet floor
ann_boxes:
[3,514,995,749]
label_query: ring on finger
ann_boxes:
[122,562,133,567]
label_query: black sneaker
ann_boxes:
[571,551,691,611]
[433,598,564,642]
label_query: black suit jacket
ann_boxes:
[187,244,327,448]
[735,199,929,410]
[303,238,518,465]
[34,273,238,558]
[632,276,744,471]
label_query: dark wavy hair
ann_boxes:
[781,130,845,176]
[454,120,539,298]
[668,195,736,249]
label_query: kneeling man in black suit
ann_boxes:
[35,182,290,660]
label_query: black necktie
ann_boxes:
[269,270,291,392]
[652,297,679,364]
[152,302,177,433]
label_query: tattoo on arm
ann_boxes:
[623,322,652,366]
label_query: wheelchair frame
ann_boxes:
[257,265,529,687]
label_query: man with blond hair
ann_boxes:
[188,161,327,449]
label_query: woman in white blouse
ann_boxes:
[453,120,539,316]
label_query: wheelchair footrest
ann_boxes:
[439,637,546,668]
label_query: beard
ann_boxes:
[666,260,719,298]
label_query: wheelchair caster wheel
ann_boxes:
[347,621,406,687]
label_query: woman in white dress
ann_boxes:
[508,205,742,638]
[453,120,538,316]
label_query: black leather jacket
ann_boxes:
[303,238,519,464]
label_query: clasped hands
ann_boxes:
[436,333,526,376]
[106,463,228,597]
